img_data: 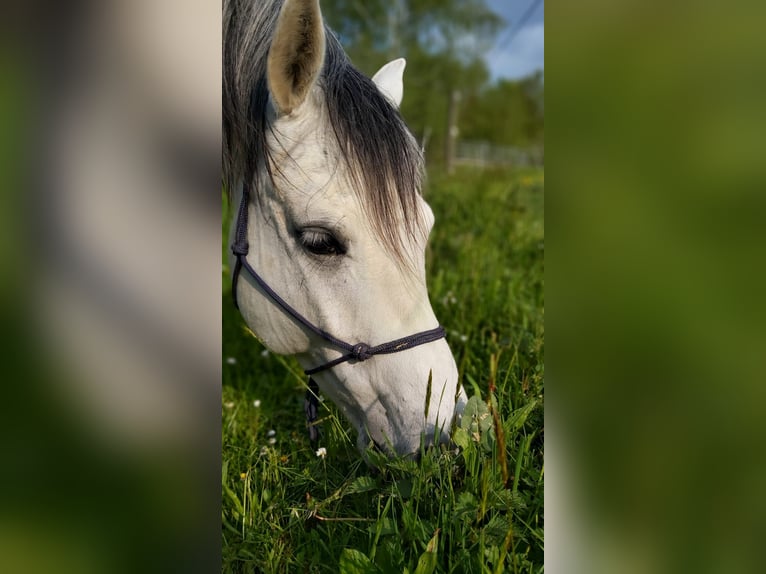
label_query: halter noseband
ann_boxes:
[230,183,447,439]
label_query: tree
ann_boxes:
[460,73,545,148]
[323,0,502,166]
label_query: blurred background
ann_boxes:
[548,1,766,573]
[1,1,221,572]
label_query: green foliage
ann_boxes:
[461,73,545,148]
[322,0,545,168]
[323,0,502,67]
[222,167,544,573]
[399,49,491,166]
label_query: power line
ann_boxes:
[498,0,543,49]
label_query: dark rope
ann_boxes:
[304,377,321,442]
[303,326,446,375]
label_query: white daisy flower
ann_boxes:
[267,429,276,437]
[226,357,237,365]
[253,399,261,408]
[315,447,327,459]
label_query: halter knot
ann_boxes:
[351,343,372,361]
[232,241,249,256]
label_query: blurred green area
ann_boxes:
[549,1,766,572]
[0,3,221,574]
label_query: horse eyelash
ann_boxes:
[298,228,346,256]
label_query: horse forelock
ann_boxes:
[223,0,426,268]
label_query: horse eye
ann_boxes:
[299,228,346,256]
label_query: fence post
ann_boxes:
[445,89,461,175]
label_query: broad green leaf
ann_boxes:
[346,475,377,495]
[338,548,380,574]
[452,427,471,450]
[454,492,478,521]
[484,514,512,547]
[506,399,539,434]
[459,395,494,452]
[413,529,439,574]
[460,395,487,430]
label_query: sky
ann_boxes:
[485,0,544,80]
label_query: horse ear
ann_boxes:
[267,0,326,114]
[371,58,406,108]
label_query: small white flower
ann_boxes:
[460,334,468,343]
[223,401,235,409]
[268,437,277,445]
[226,357,237,365]
[266,429,276,437]
[315,447,327,459]
[260,349,270,357]
[253,399,261,408]
[260,446,269,455]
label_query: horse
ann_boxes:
[223,0,465,455]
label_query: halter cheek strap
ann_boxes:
[230,183,447,438]
[231,183,447,374]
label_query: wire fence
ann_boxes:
[455,141,544,168]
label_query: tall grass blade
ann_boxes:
[424,369,433,419]
[413,529,440,574]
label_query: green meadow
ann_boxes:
[222,167,544,573]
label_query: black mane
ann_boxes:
[223,0,426,263]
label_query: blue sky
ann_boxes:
[485,0,544,80]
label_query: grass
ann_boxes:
[222,167,544,573]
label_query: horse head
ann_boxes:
[224,0,465,455]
